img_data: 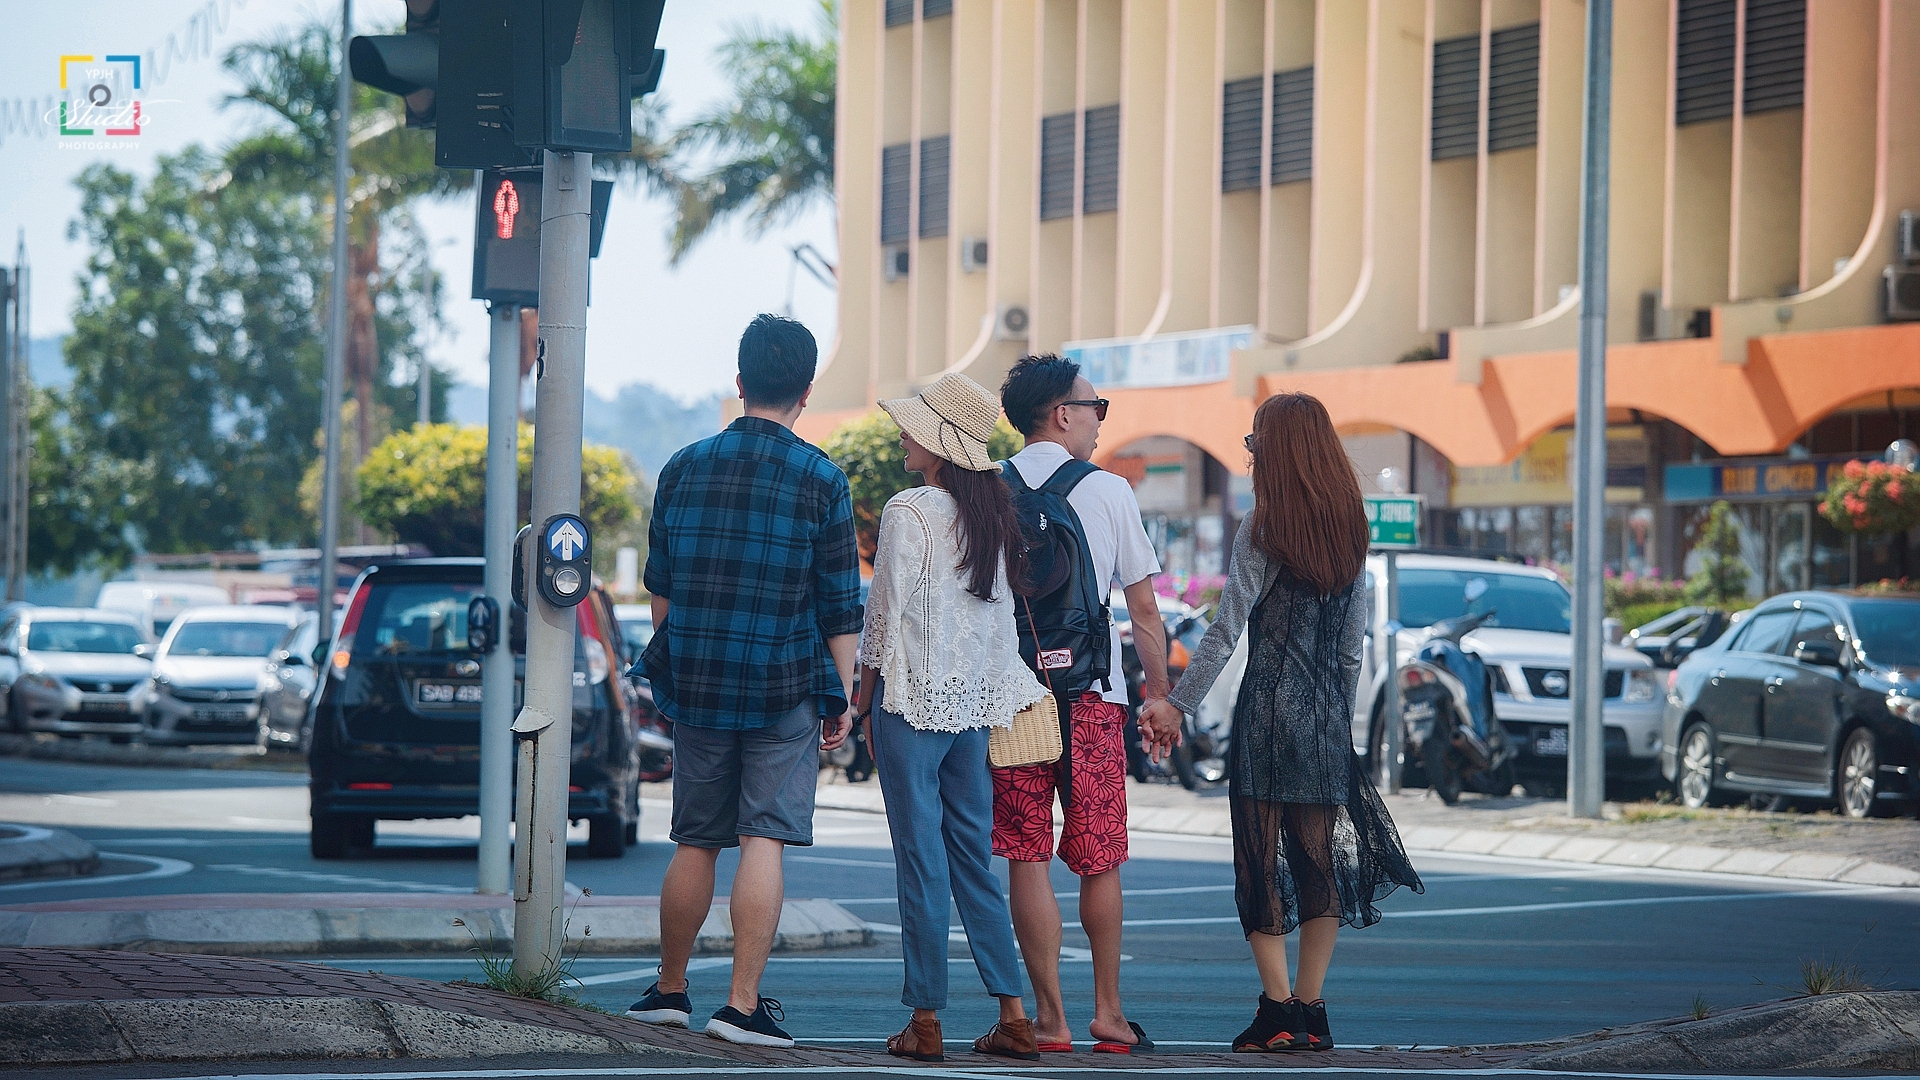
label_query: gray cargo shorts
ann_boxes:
[669,698,820,848]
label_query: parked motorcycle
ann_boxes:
[1395,581,1516,805]
[1122,608,1228,790]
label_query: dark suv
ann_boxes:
[1661,591,1920,818]
[307,559,643,859]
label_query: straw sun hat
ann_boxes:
[879,373,1003,472]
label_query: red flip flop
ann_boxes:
[1090,1022,1155,1054]
[1036,1041,1075,1053]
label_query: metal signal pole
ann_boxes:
[477,300,519,896]
[317,0,353,648]
[1568,0,1612,819]
[512,150,591,976]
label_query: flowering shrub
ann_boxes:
[1819,459,1920,534]
[1604,568,1689,623]
[1155,573,1227,611]
[1855,576,1920,596]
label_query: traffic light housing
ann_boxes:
[473,170,615,306]
[347,0,440,128]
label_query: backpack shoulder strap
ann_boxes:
[1039,458,1100,498]
[998,459,1033,494]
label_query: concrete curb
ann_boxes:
[0,733,303,773]
[0,895,872,956]
[814,784,1920,887]
[0,825,99,882]
[0,996,722,1066]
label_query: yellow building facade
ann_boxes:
[802,0,1920,592]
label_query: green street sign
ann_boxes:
[1365,494,1424,549]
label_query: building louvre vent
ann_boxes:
[1221,76,1264,192]
[918,135,949,238]
[881,142,911,244]
[1743,0,1805,114]
[1083,104,1121,214]
[1675,0,1736,125]
[885,0,914,28]
[921,0,953,17]
[1431,34,1480,161]
[1487,23,1539,152]
[1271,66,1313,184]
[1039,113,1076,221]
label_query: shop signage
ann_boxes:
[1366,495,1424,549]
[1063,324,1254,389]
[1663,454,1867,504]
[1449,426,1647,507]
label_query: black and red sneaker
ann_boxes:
[1232,995,1307,1052]
[1298,998,1335,1051]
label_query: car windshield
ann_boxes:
[357,582,487,656]
[167,622,286,658]
[1851,599,1920,668]
[28,621,144,655]
[1398,568,1573,634]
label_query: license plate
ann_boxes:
[82,698,130,713]
[194,704,252,722]
[417,682,483,705]
[1535,727,1570,757]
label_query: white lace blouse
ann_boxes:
[858,486,1049,733]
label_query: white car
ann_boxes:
[1354,555,1665,795]
[142,605,300,746]
[96,581,232,639]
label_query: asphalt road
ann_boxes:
[3,755,1917,1057]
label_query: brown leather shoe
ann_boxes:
[887,1014,943,1062]
[973,1018,1041,1060]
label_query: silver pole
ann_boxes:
[1568,0,1612,819]
[512,150,590,977]
[0,265,12,600]
[418,361,432,427]
[477,301,520,896]
[12,240,28,598]
[317,0,352,644]
[1383,551,1403,794]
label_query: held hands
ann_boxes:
[1137,698,1185,763]
[821,709,852,753]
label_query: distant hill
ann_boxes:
[444,379,723,480]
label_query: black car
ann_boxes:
[307,559,643,859]
[1661,591,1920,818]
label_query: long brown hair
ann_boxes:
[1246,392,1367,596]
[940,465,1030,603]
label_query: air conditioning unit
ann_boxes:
[1884,265,1920,321]
[882,244,909,283]
[960,237,989,273]
[1900,209,1920,265]
[993,304,1030,342]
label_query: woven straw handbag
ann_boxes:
[990,601,1064,768]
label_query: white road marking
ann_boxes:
[46,793,116,806]
[1407,847,1907,892]
[204,863,470,894]
[0,852,191,892]
[129,1066,1893,1079]
[791,854,897,869]
[87,836,308,847]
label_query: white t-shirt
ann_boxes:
[1010,440,1162,706]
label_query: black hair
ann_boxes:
[738,314,818,409]
[999,353,1082,436]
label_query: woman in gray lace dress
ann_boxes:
[1149,392,1422,1053]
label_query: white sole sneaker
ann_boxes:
[704,1016,795,1048]
[625,1008,691,1027]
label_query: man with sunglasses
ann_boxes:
[993,354,1173,1055]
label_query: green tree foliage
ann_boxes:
[822,411,1023,561]
[1685,501,1752,605]
[657,1,837,262]
[354,423,645,558]
[63,148,328,554]
[26,389,152,576]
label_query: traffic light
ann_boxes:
[435,0,533,169]
[512,0,633,154]
[347,0,439,129]
[473,170,615,306]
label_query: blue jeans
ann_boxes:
[871,677,1024,1010]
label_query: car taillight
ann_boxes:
[1401,667,1428,687]
[1666,669,1680,693]
[347,782,391,790]
[330,581,371,679]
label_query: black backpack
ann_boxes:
[1000,458,1111,704]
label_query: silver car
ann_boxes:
[142,605,299,746]
[0,608,154,740]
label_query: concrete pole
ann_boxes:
[1382,551,1403,794]
[0,266,12,601]
[477,302,520,896]
[512,150,590,977]
[1568,0,1612,819]
[418,362,432,427]
[317,0,353,647]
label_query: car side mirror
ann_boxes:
[1793,640,1842,668]
[132,643,154,660]
[282,649,308,667]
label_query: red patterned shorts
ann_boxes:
[991,692,1130,877]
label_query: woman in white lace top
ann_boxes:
[853,373,1049,1063]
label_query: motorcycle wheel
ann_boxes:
[1425,711,1462,805]
[1369,700,1429,790]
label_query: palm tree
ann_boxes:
[648,0,837,264]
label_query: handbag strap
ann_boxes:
[1018,594,1074,807]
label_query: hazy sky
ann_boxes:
[2,0,838,403]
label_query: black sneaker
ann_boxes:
[1299,998,1335,1051]
[705,997,794,1048]
[1232,995,1306,1052]
[624,980,692,1027]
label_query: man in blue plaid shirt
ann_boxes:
[629,315,861,1049]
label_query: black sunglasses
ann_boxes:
[1059,398,1110,421]
[1244,433,1255,453]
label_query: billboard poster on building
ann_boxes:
[1449,426,1648,507]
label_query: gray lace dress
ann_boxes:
[1168,525,1422,936]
